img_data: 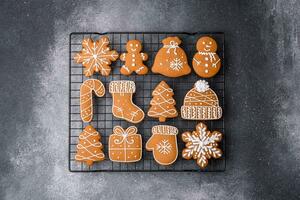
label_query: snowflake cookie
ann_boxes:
[146,125,178,165]
[182,122,222,169]
[74,36,119,77]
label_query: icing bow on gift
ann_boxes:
[113,126,137,145]
[164,41,179,55]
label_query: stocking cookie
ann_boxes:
[182,122,222,169]
[109,126,142,162]
[109,80,145,123]
[152,36,191,77]
[80,79,105,123]
[181,80,222,120]
[74,36,119,77]
[146,125,178,165]
[120,40,148,75]
[147,81,178,122]
[75,125,105,166]
[192,36,221,78]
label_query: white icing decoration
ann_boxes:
[164,41,179,55]
[156,139,172,154]
[169,58,183,71]
[195,80,209,92]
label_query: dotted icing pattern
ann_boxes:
[181,80,222,120]
[108,126,142,162]
[75,125,105,166]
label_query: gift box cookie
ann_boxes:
[109,126,142,163]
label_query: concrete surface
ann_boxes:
[0,0,299,199]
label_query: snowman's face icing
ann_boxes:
[196,37,217,52]
[126,40,142,53]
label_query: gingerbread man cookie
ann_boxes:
[152,36,191,77]
[182,122,222,169]
[109,126,142,162]
[74,36,119,77]
[192,36,221,78]
[146,125,178,165]
[181,80,222,120]
[75,125,105,166]
[120,40,148,75]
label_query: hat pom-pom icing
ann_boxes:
[195,80,209,92]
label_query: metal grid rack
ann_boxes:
[69,32,225,172]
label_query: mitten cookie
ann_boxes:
[80,79,105,123]
[120,40,148,75]
[109,126,142,162]
[109,80,145,123]
[147,81,178,122]
[75,125,105,166]
[146,125,178,165]
[182,122,222,169]
[192,36,221,78]
[152,36,191,77]
[181,80,222,120]
[74,36,119,76]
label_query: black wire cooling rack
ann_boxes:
[69,32,225,172]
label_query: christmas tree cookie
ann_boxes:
[181,80,222,120]
[182,122,223,169]
[192,36,221,78]
[109,80,145,124]
[147,81,178,122]
[75,125,105,166]
[120,40,148,75]
[152,36,191,77]
[74,36,119,77]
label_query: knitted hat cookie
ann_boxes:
[181,80,222,120]
[152,36,191,77]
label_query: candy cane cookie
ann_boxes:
[80,79,105,122]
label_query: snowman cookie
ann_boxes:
[120,40,148,75]
[192,36,221,78]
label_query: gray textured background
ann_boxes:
[0,0,299,199]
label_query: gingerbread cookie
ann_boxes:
[109,80,145,123]
[146,125,178,165]
[192,36,221,78]
[182,122,222,169]
[147,81,178,122]
[75,125,105,166]
[109,126,142,162]
[181,80,222,120]
[80,79,105,123]
[120,40,148,75]
[74,36,119,77]
[152,36,191,77]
